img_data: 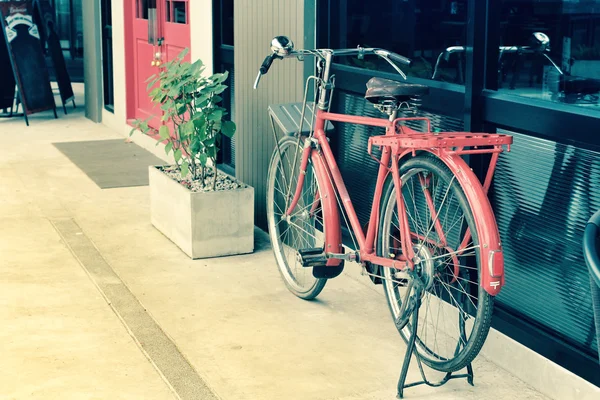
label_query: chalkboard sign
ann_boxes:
[33,0,75,114]
[0,0,56,125]
[0,21,16,112]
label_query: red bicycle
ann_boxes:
[255,36,512,373]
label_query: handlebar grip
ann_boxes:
[388,52,412,67]
[259,54,277,75]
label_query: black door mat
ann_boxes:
[53,139,165,189]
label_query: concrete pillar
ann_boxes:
[82,0,102,122]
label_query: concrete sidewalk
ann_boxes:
[0,89,583,399]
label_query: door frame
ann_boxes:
[123,0,135,123]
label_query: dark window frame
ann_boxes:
[101,0,114,112]
[213,0,235,172]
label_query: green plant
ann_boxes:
[130,48,236,191]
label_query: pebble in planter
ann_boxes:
[131,49,254,258]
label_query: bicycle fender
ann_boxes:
[426,150,505,296]
[310,150,344,268]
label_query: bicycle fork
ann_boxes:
[283,139,344,268]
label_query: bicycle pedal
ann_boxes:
[297,247,327,267]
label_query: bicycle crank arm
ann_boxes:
[298,248,357,267]
[326,251,358,262]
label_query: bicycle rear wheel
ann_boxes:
[266,136,327,300]
[378,155,494,372]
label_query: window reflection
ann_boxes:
[221,0,234,46]
[173,1,187,24]
[496,0,600,108]
[166,1,187,25]
[328,0,469,83]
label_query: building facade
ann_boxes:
[82,0,600,390]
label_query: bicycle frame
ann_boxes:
[256,40,511,296]
[285,107,510,296]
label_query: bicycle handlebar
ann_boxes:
[253,45,412,89]
[584,209,600,288]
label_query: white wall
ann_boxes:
[190,0,214,75]
[100,0,214,162]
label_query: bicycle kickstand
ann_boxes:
[396,287,474,398]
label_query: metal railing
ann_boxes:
[583,209,600,361]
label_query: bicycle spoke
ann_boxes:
[380,160,494,370]
[267,139,326,299]
[434,281,468,347]
[421,175,456,245]
[438,278,477,312]
[428,245,480,262]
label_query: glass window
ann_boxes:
[137,0,149,20]
[326,0,469,84]
[491,128,600,358]
[166,1,187,24]
[102,0,114,110]
[220,0,234,46]
[48,0,83,60]
[495,0,600,110]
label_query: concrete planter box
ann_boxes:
[149,166,254,259]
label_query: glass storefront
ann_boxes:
[326,0,469,83]
[51,0,83,59]
[494,1,600,110]
[319,0,600,386]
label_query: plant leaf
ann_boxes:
[181,121,195,135]
[165,141,173,155]
[146,77,159,91]
[190,138,201,154]
[199,153,208,166]
[180,161,189,177]
[212,84,227,95]
[208,109,224,122]
[221,120,236,138]
[145,73,158,83]
[159,125,170,140]
[174,149,182,163]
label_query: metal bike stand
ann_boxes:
[396,284,474,399]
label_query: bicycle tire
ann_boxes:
[266,136,327,300]
[378,154,494,372]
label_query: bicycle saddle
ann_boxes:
[365,77,429,104]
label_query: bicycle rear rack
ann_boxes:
[369,132,513,156]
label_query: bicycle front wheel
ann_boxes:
[378,155,494,372]
[266,136,327,300]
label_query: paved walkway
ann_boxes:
[0,88,561,399]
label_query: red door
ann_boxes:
[164,0,190,62]
[127,0,190,130]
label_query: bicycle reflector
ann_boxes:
[488,250,504,279]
